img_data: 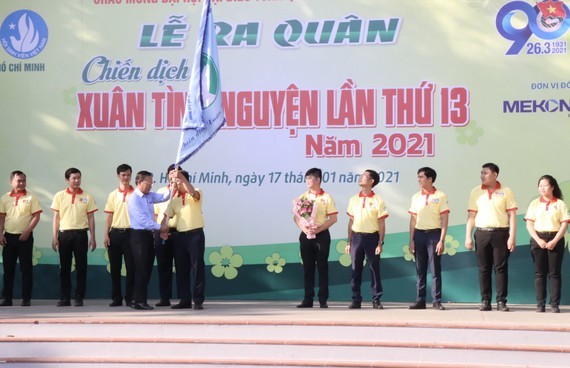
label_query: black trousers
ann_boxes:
[299,229,330,302]
[2,232,33,301]
[474,229,510,303]
[350,232,382,302]
[530,233,564,306]
[130,230,155,304]
[173,228,205,304]
[108,229,135,303]
[154,229,175,301]
[58,230,88,300]
[413,229,442,303]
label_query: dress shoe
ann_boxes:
[171,302,192,309]
[348,301,361,309]
[372,300,383,309]
[497,301,509,312]
[433,302,445,310]
[131,302,153,310]
[74,299,84,307]
[551,305,560,313]
[478,300,491,311]
[125,300,134,308]
[296,300,313,308]
[194,303,204,310]
[155,299,171,307]
[537,304,545,313]
[319,301,328,308]
[109,300,122,307]
[21,300,31,307]
[409,301,426,310]
[57,299,71,307]
[0,299,13,307]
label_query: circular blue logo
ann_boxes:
[0,9,48,59]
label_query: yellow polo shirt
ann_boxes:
[409,187,450,230]
[154,186,177,228]
[104,186,134,229]
[297,189,338,225]
[171,189,204,232]
[347,191,388,233]
[0,190,42,234]
[51,188,98,230]
[468,182,517,228]
[524,197,570,232]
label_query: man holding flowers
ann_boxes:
[293,168,338,308]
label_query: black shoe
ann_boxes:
[21,300,31,307]
[125,300,134,308]
[551,305,560,313]
[74,299,84,307]
[57,299,71,307]
[319,301,328,308]
[109,300,122,307]
[296,300,313,308]
[433,302,445,310]
[0,299,13,307]
[193,303,204,310]
[537,304,545,313]
[497,301,509,312]
[372,300,383,309]
[409,301,426,310]
[171,302,192,309]
[348,301,361,309]
[479,300,491,311]
[155,299,171,307]
[131,302,153,310]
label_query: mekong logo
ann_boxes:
[0,9,48,59]
[496,0,570,55]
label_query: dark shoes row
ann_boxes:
[56,299,83,307]
[478,300,509,312]
[108,299,204,310]
[537,304,560,313]
[408,301,445,310]
[296,299,328,308]
[0,299,30,307]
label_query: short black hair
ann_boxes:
[135,170,153,185]
[366,169,380,188]
[418,167,437,183]
[116,164,132,175]
[180,170,190,181]
[9,170,25,181]
[305,168,322,180]
[166,164,182,174]
[65,167,81,180]
[482,163,499,175]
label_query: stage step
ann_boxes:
[2,317,570,367]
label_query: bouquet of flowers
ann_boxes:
[293,196,318,239]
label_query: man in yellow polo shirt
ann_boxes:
[345,169,388,309]
[408,167,449,311]
[294,168,338,309]
[465,163,517,312]
[104,164,135,307]
[0,170,42,307]
[51,167,98,307]
[170,170,205,310]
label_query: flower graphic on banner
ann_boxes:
[402,244,415,262]
[209,246,243,280]
[32,247,42,266]
[456,120,483,145]
[266,252,286,273]
[443,235,460,256]
[336,240,351,267]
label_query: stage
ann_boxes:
[1,300,570,367]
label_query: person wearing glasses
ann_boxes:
[127,170,171,310]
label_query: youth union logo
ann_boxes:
[200,53,220,109]
[0,9,48,59]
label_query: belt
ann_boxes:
[169,228,177,233]
[131,229,154,233]
[178,228,203,234]
[537,231,558,236]
[59,228,88,233]
[111,228,130,233]
[415,228,441,233]
[352,231,379,236]
[476,227,509,232]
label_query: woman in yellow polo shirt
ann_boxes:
[524,175,570,313]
